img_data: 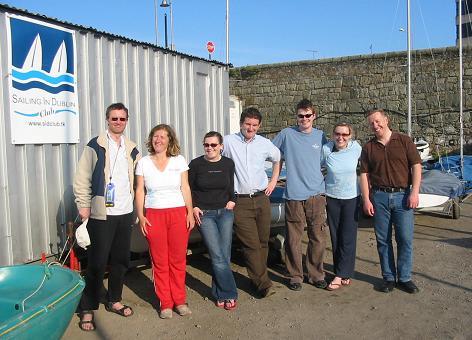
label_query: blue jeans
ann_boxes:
[373,191,414,282]
[199,208,238,300]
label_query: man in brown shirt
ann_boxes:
[360,109,422,294]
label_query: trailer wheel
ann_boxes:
[452,198,460,219]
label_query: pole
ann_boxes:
[170,1,174,50]
[164,13,168,49]
[407,0,412,137]
[226,0,229,64]
[459,0,464,178]
[154,0,159,45]
[306,50,317,59]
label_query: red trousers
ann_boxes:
[146,207,189,309]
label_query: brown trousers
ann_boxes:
[234,195,272,291]
[285,195,327,284]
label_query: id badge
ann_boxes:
[105,182,115,207]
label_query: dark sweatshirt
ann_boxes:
[188,155,236,210]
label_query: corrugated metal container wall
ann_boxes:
[0,7,229,265]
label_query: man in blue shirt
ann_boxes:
[223,107,281,298]
[272,99,328,291]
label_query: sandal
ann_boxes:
[215,300,225,308]
[224,299,237,311]
[326,282,342,291]
[78,311,96,332]
[105,302,134,317]
[341,278,352,286]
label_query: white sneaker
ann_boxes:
[175,304,192,316]
[159,308,173,319]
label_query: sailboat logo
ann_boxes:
[12,34,75,94]
[8,15,79,144]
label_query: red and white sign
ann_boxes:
[206,41,215,54]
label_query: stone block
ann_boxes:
[346,101,363,112]
[444,93,459,108]
[340,91,351,100]
[415,100,427,110]
[341,76,357,87]
[464,68,472,76]
[445,125,456,134]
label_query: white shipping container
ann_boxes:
[0,4,230,265]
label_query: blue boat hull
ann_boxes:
[0,264,85,340]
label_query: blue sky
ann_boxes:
[2,0,456,67]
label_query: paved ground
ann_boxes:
[64,200,472,339]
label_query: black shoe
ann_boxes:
[259,287,276,298]
[397,280,419,294]
[288,282,302,291]
[379,280,395,293]
[311,280,328,289]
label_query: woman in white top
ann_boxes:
[135,124,195,319]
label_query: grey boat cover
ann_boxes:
[420,170,464,198]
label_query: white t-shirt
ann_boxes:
[135,154,189,209]
[106,132,133,215]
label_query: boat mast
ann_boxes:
[407,0,412,137]
[459,0,464,178]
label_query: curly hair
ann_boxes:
[146,124,181,157]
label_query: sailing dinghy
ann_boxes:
[0,263,84,339]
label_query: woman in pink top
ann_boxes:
[135,124,195,319]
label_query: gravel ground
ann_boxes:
[64,200,472,339]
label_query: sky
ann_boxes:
[1,0,457,67]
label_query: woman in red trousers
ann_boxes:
[135,124,195,319]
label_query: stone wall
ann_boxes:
[229,47,471,154]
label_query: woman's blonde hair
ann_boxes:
[146,124,181,157]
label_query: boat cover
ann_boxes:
[420,169,465,198]
[426,155,472,195]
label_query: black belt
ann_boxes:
[373,186,407,193]
[236,191,265,198]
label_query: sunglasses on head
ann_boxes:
[297,113,314,119]
[203,143,219,148]
[110,117,127,122]
[334,132,350,137]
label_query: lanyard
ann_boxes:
[107,136,122,182]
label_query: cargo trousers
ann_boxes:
[285,195,327,284]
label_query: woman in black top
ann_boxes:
[189,131,238,310]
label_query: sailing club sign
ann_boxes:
[6,14,79,144]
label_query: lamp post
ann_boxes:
[407,0,412,137]
[160,0,174,50]
[164,13,168,48]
